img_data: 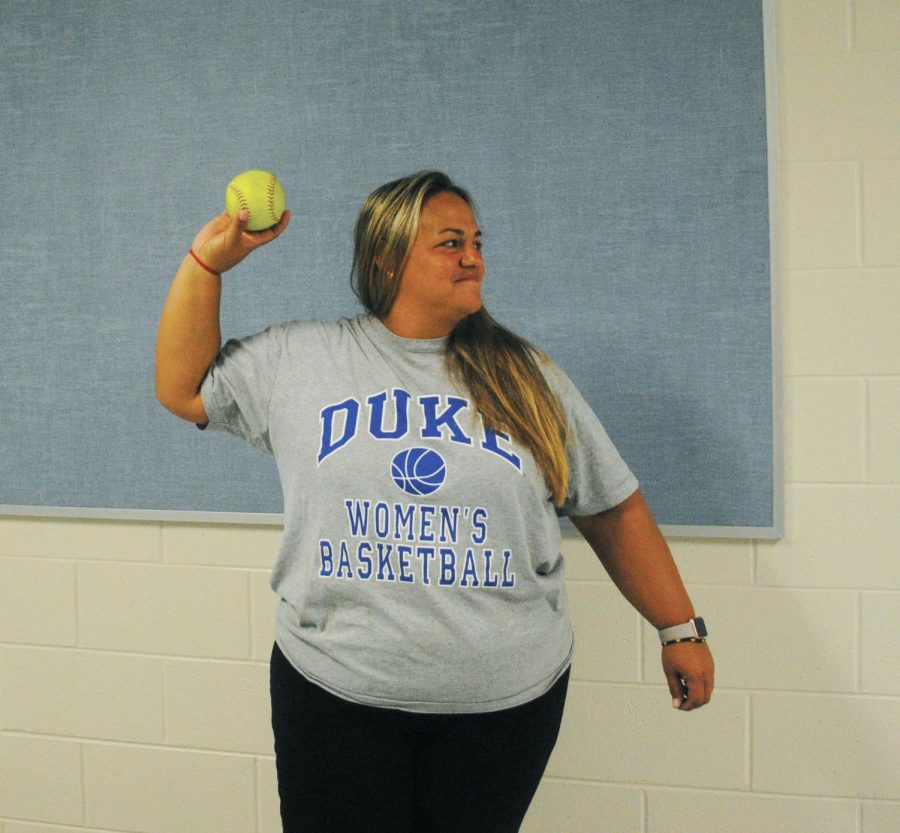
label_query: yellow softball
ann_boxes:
[225,169,286,231]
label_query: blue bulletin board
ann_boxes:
[0,1,781,537]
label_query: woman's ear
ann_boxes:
[375,249,397,281]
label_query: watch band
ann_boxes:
[658,617,707,645]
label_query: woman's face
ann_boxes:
[382,191,484,338]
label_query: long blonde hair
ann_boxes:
[352,171,570,505]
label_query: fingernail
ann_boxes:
[673,698,681,709]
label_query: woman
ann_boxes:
[156,171,714,833]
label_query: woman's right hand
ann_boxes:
[190,208,291,275]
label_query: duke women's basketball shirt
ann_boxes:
[200,314,638,713]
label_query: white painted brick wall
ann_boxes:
[82,745,257,833]
[2,3,898,832]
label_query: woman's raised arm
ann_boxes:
[155,209,290,423]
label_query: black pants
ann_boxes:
[270,643,569,833]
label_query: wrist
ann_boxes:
[658,616,707,646]
[188,248,222,277]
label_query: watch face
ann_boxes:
[694,617,708,638]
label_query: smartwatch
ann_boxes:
[658,617,707,645]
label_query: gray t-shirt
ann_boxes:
[200,314,638,713]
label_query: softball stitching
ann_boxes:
[266,174,278,224]
[228,184,251,224]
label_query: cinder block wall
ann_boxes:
[2,2,898,831]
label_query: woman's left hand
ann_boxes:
[662,641,715,711]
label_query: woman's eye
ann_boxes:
[438,239,482,250]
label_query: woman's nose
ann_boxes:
[460,243,483,267]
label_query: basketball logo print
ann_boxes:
[390,447,447,496]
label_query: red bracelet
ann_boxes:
[188,249,220,276]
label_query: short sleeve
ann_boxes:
[198,322,288,455]
[542,359,639,517]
